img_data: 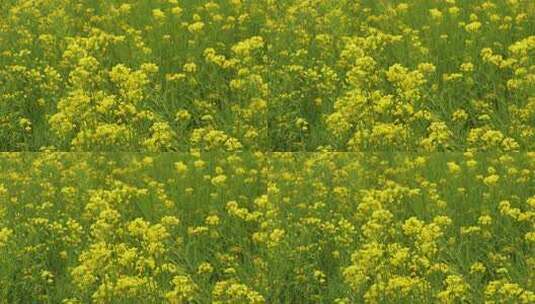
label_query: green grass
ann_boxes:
[0,1,534,303]
[0,152,534,303]
[0,0,268,151]
[267,0,535,151]
[1,0,533,151]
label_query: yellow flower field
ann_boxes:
[1,0,268,151]
[0,152,534,303]
[1,1,534,303]
[0,0,533,151]
[268,0,535,151]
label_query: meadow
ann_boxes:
[1,0,268,151]
[0,0,533,151]
[267,0,535,151]
[0,0,534,303]
[0,152,534,303]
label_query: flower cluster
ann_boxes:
[0,0,267,151]
[1,1,534,303]
[268,0,534,151]
[1,152,533,303]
